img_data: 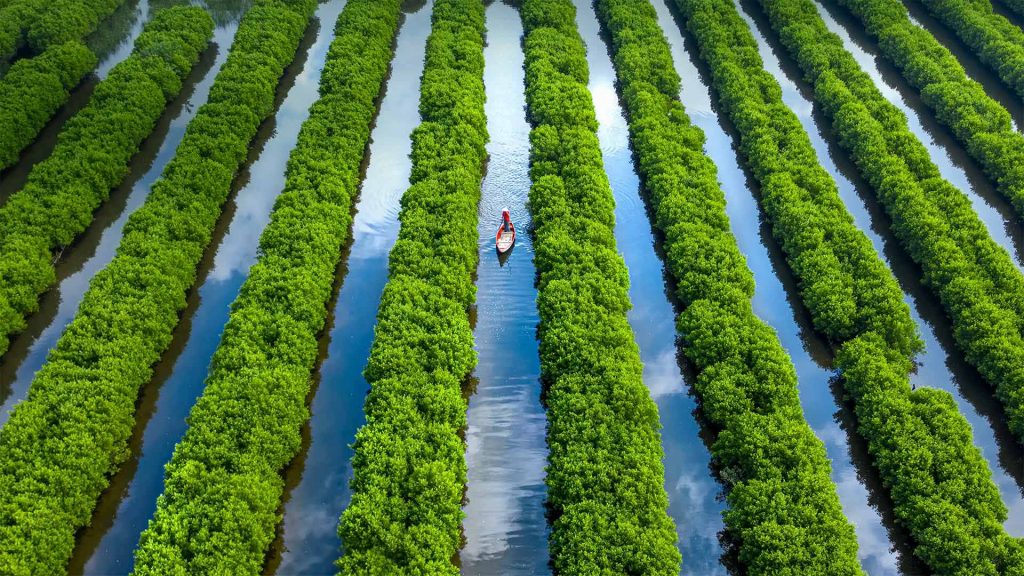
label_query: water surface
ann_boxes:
[460,3,549,574]
[266,3,433,572]
[65,2,339,571]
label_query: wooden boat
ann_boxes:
[496,208,515,254]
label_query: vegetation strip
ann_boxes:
[0,0,127,67]
[673,0,1024,572]
[130,1,403,572]
[335,0,487,572]
[0,6,213,361]
[835,0,1024,219]
[756,0,1024,444]
[589,0,861,571]
[518,1,680,573]
[0,0,314,573]
[998,0,1024,19]
[915,0,1024,99]
[0,41,94,171]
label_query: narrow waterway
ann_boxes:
[574,1,732,572]
[0,19,234,425]
[0,0,153,197]
[264,3,433,573]
[733,0,1024,538]
[810,0,1024,269]
[460,2,548,574]
[648,0,917,572]
[64,3,338,572]
[884,0,1024,128]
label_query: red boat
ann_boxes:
[496,208,515,254]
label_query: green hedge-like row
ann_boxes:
[0,41,94,171]
[917,0,1024,99]
[0,1,314,573]
[589,0,861,572]
[335,0,487,573]
[836,0,1024,218]
[677,0,1024,573]
[131,1,403,572]
[754,0,1024,441]
[520,1,681,573]
[0,0,126,67]
[0,6,213,362]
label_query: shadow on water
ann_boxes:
[459,2,549,575]
[0,0,153,195]
[651,0,931,572]
[65,4,334,572]
[575,0,741,573]
[883,0,1024,128]
[813,0,1024,268]
[0,38,219,418]
[737,0,1024,542]
[264,1,433,573]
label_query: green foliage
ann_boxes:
[751,0,1024,571]
[837,0,1024,222]
[594,0,862,572]
[917,0,1024,99]
[0,0,128,66]
[0,6,212,360]
[520,1,681,573]
[130,1,402,572]
[0,41,94,170]
[0,1,313,574]
[335,1,487,573]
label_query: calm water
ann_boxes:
[266,2,433,573]
[65,1,340,572]
[0,0,153,199]
[460,2,549,574]
[574,1,732,573]
[812,0,1024,268]
[0,21,234,427]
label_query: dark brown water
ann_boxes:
[460,3,549,574]
[812,0,1024,269]
[264,3,433,573]
[733,0,1024,541]
[63,2,343,572]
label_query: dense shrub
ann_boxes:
[917,0,1024,99]
[519,1,681,573]
[0,41,94,171]
[750,0,1024,571]
[0,0,127,66]
[836,0,1024,218]
[674,0,1024,573]
[1000,0,1024,19]
[130,1,402,572]
[0,6,213,361]
[0,1,313,574]
[335,0,488,573]
[591,0,862,572]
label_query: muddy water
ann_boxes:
[572,1,732,573]
[460,2,549,574]
[733,0,1024,539]
[646,0,921,572]
[811,0,1024,269]
[264,3,432,573]
[63,3,340,572]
